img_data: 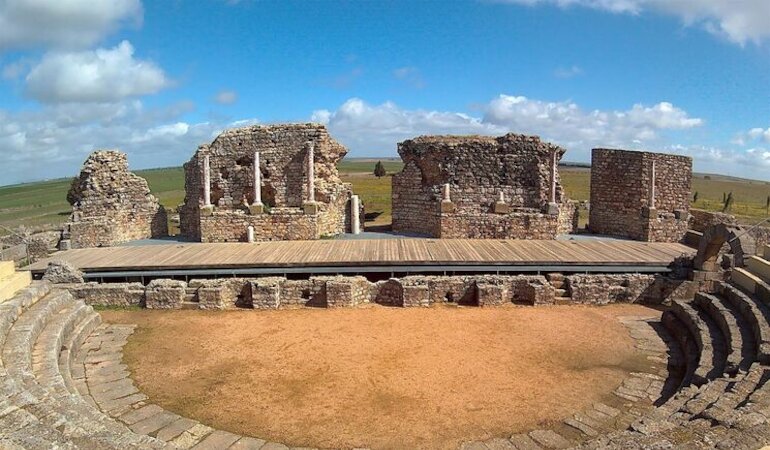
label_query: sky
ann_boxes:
[2,0,770,185]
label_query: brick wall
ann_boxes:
[589,148,691,242]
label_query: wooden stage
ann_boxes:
[28,239,695,279]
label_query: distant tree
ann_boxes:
[693,191,699,203]
[704,175,712,180]
[723,192,734,213]
[66,177,80,206]
[766,195,770,214]
[723,192,727,203]
[373,161,387,177]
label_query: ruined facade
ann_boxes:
[64,151,167,248]
[392,134,577,239]
[589,148,691,242]
[179,124,360,242]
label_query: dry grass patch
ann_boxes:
[103,304,660,450]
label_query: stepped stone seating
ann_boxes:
[7,249,770,448]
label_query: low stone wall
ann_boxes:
[566,274,699,305]
[439,211,560,239]
[62,272,701,309]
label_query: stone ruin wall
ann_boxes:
[589,148,691,242]
[61,270,702,310]
[392,134,577,239]
[179,124,357,242]
[64,150,167,248]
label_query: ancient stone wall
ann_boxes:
[392,134,576,239]
[689,209,739,233]
[566,274,698,306]
[589,149,691,242]
[179,124,358,242]
[64,151,167,248]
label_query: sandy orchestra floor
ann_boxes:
[102,304,659,450]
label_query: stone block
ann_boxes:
[303,202,320,215]
[200,205,214,217]
[249,280,281,309]
[546,202,559,216]
[248,203,265,215]
[493,202,510,214]
[440,200,455,213]
[476,283,504,306]
[402,284,430,307]
[145,279,186,309]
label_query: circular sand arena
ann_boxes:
[102,304,658,450]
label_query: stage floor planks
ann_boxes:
[28,239,695,274]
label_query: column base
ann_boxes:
[249,203,265,215]
[643,207,657,218]
[546,202,559,215]
[493,202,510,214]
[440,200,455,213]
[303,202,320,215]
[201,205,214,217]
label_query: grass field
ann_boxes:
[2,159,770,234]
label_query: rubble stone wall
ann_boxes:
[689,209,739,233]
[589,148,691,242]
[566,274,699,305]
[179,124,356,242]
[392,134,576,239]
[62,272,700,309]
[65,151,167,248]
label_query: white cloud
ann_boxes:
[0,0,142,51]
[214,90,238,105]
[393,66,425,88]
[554,65,583,78]
[25,40,170,103]
[499,0,770,45]
[314,95,703,164]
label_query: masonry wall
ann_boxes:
[65,150,167,248]
[392,133,577,239]
[589,148,691,242]
[179,124,356,242]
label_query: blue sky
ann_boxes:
[2,0,770,185]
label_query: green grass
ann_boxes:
[2,160,769,233]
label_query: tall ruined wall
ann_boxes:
[179,123,356,242]
[392,133,576,239]
[589,148,691,242]
[64,150,167,248]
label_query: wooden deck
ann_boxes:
[28,239,694,275]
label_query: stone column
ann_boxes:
[351,194,361,235]
[494,190,509,214]
[650,160,656,209]
[547,150,559,215]
[440,183,454,213]
[203,155,211,206]
[303,141,319,214]
[247,225,255,243]
[201,155,213,216]
[307,142,315,203]
[249,151,264,214]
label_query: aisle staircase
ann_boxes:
[0,260,31,303]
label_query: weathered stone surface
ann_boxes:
[145,279,186,309]
[589,148,691,242]
[65,150,167,248]
[41,260,84,284]
[180,123,359,242]
[392,133,577,239]
[566,274,697,305]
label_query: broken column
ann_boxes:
[440,183,454,213]
[547,149,559,215]
[247,225,255,243]
[494,191,510,214]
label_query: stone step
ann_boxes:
[180,301,199,310]
[763,244,770,260]
[694,292,755,372]
[0,260,16,279]
[718,281,770,364]
[746,255,770,286]
[0,271,32,303]
[732,267,763,296]
[699,364,766,426]
[670,300,727,384]
[661,311,699,389]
